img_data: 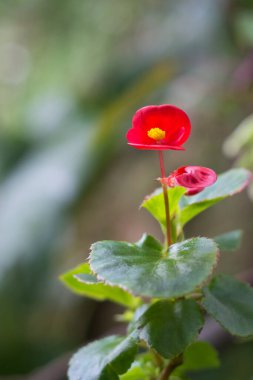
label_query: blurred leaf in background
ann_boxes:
[223,114,253,200]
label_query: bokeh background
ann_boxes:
[0,0,253,379]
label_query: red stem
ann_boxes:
[159,355,183,380]
[158,151,172,248]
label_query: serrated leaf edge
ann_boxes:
[202,274,253,339]
[89,237,220,300]
[88,244,140,297]
[137,300,205,359]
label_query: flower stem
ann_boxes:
[159,355,183,380]
[158,151,172,248]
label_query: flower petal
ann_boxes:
[127,143,185,150]
[166,166,217,196]
[127,104,191,150]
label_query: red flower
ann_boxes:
[164,166,217,195]
[126,105,191,150]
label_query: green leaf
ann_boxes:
[127,305,149,334]
[179,169,251,226]
[174,341,220,376]
[141,186,186,229]
[140,170,250,236]
[136,300,204,359]
[119,367,146,380]
[68,334,138,380]
[120,352,158,379]
[213,230,242,252]
[90,236,218,298]
[60,263,140,308]
[202,274,253,338]
[135,233,163,251]
[223,113,253,158]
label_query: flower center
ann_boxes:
[147,127,165,141]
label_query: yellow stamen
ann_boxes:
[147,127,165,141]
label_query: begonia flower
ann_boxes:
[164,166,217,195]
[126,105,191,150]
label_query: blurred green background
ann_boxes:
[0,0,253,379]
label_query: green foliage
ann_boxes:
[213,230,242,252]
[141,169,250,235]
[63,166,250,379]
[60,132,250,380]
[63,164,251,380]
[224,114,253,158]
[120,353,158,379]
[135,233,163,250]
[90,236,218,298]
[68,334,138,380]
[179,169,251,226]
[174,342,220,376]
[141,186,186,230]
[127,305,149,334]
[202,275,253,337]
[136,300,204,359]
[120,367,146,380]
[224,114,253,201]
[60,263,140,308]
[234,11,253,49]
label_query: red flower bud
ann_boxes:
[165,166,217,195]
[126,105,191,150]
